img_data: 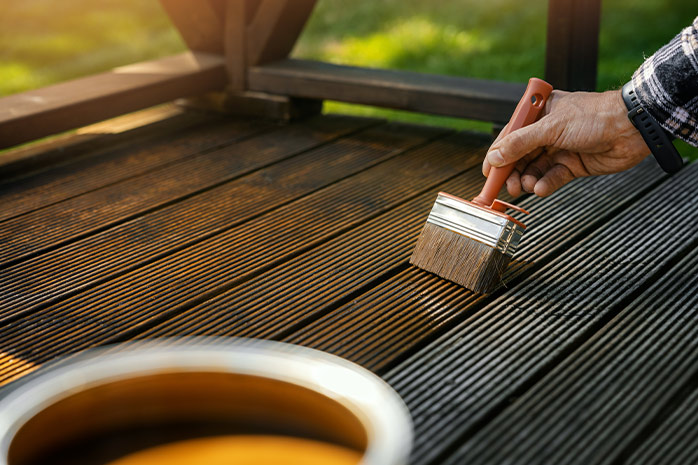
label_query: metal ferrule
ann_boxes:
[426,193,524,257]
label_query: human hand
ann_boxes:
[483,89,652,197]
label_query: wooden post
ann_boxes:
[165,0,321,120]
[545,0,602,91]
[245,0,317,66]
[224,0,249,90]
[158,0,224,54]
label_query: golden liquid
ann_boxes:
[105,435,363,465]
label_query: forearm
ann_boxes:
[631,16,698,147]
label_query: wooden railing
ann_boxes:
[0,0,600,150]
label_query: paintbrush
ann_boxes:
[410,78,553,293]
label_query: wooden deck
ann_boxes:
[2,107,697,464]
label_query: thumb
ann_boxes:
[486,119,553,167]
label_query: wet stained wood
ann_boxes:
[132,134,490,341]
[0,111,268,222]
[276,159,665,370]
[0,115,374,268]
[1,112,696,465]
[0,119,450,372]
[0,104,187,180]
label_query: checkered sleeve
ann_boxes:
[631,16,698,147]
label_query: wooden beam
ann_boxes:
[545,0,602,91]
[180,90,321,121]
[248,59,526,123]
[159,0,225,53]
[0,52,227,149]
[246,0,317,65]
[224,0,248,90]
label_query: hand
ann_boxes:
[483,89,652,197]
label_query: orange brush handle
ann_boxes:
[472,78,553,209]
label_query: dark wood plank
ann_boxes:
[445,246,698,464]
[0,114,270,223]
[629,389,698,465]
[248,59,526,124]
[224,0,248,90]
[0,105,187,180]
[545,0,601,91]
[381,162,696,465]
[129,134,488,341]
[0,52,227,149]
[0,119,437,320]
[0,122,450,385]
[277,158,665,371]
[0,116,375,269]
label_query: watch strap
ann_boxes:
[621,82,683,174]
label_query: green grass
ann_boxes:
[0,0,185,96]
[1,0,696,157]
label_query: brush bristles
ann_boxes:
[410,222,512,293]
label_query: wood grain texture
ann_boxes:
[246,0,317,65]
[224,0,248,90]
[248,59,526,123]
[0,52,227,149]
[1,114,693,465]
[545,0,601,91]
[0,116,380,320]
[0,120,447,384]
[0,104,188,180]
[158,0,225,53]
[0,113,266,223]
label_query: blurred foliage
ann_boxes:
[0,0,185,95]
[0,0,695,156]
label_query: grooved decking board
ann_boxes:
[129,133,489,341]
[0,122,458,385]
[381,162,697,465]
[0,115,377,268]
[629,389,698,465]
[282,158,665,372]
[0,111,265,222]
[0,104,188,181]
[0,119,432,323]
[444,246,698,465]
[3,110,695,465]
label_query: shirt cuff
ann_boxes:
[631,16,698,147]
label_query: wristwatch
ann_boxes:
[621,82,683,174]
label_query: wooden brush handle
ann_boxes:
[472,78,553,209]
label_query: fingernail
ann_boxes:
[488,149,504,166]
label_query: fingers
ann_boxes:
[534,163,576,197]
[521,153,553,193]
[483,122,511,177]
[506,168,522,197]
[486,119,554,167]
[491,122,511,145]
[482,158,491,177]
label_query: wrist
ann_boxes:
[602,89,644,144]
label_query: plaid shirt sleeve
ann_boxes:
[631,16,698,147]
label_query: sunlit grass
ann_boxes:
[318,17,491,71]
[323,101,491,132]
[0,0,185,96]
